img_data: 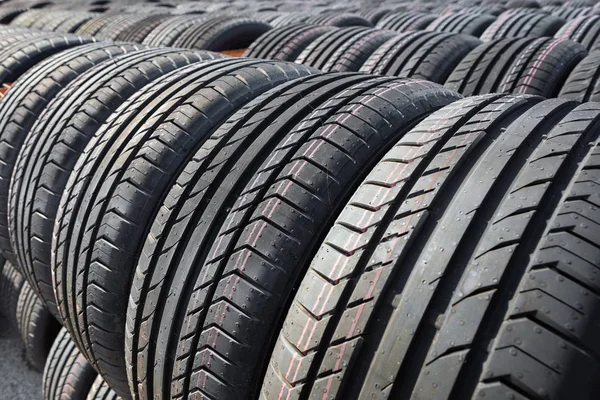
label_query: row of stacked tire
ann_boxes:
[0,0,597,400]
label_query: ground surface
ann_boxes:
[0,316,42,400]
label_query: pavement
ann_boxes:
[0,316,42,400]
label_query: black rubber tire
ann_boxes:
[115,14,174,43]
[8,48,213,323]
[445,37,540,95]
[0,37,107,266]
[362,7,394,24]
[243,24,337,61]
[360,31,482,84]
[499,37,587,97]
[124,72,380,400]
[507,0,542,7]
[52,59,314,399]
[427,12,497,37]
[172,17,272,51]
[29,11,66,31]
[481,11,566,41]
[0,260,23,331]
[314,28,398,72]
[87,376,120,400]
[142,15,206,47]
[0,42,142,268]
[263,93,600,399]
[295,27,371,70]
[12,47,219,321]
[258,92,536,400]
[0,8,27,24]
[554,15,600,50]
[549,7,597,21]
[376,12,438,32]
[34,11,89,32]
[558,51,600,101]
[459,5,506,16]
[303,13,373,27]
[54,13,98,33]
[0,34,95,86]
[157,78,460,400]
[16,281,61,371]
[270,13,314,28]
[10,9,47,27]
[75,14,121,36]
[43,328,98,400]
[94,14,150,40]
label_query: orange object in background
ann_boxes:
[0,83,11,98]
[219,48,246,57]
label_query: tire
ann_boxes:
[296,27,372,70]
[94,14,148,40]
[123,72,380,400]
[0,42,142,268]
[554,15,600,50]
[360,31,482,84]
[550,7,597,20]
[362,7,394,24]
[157,78,461,400]
[10,9,46,27]
[75,14,121,36]
[34,11,87,32]
[115,14,174,43]
[427,12,497,37]
[16,281,61,371]
[304,13,373,27]
[323,29,398,72]
[243,24,336,61]
[43,328,97,400]
[459,5,506,16]
[0,34,95,86]
[142,15,206,47]
[0,260,23,331]
[10,48,221,322]
[499,37,587,97]
[264,93,600,399]
[270,13,314,28]
[258,92,535,400]
[54,13,99,33]
[87,376,120,400]
[172,17,272,51]
[376,12,438,32]
[52,59,314,399]
[0,8,27,24]
[507,0,542,7]
[0,38,111,266]
[558,51,600,101]
[445,37,540,95]
[481,11,565,41]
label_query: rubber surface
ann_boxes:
[0,260,23,329]
[559,51,600,102]
[43,328,98,400]
[164,78,461,400]
[52,59,313,399]
[243,24,336,61]
[87,376,120,400]
[361,31,482,83]
[16,281,61,371]
[265,94,600,400]
[481,11,565,41]
[0,42,143,312]
[126,72,384,400]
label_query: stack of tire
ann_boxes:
[0,1,596,400]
